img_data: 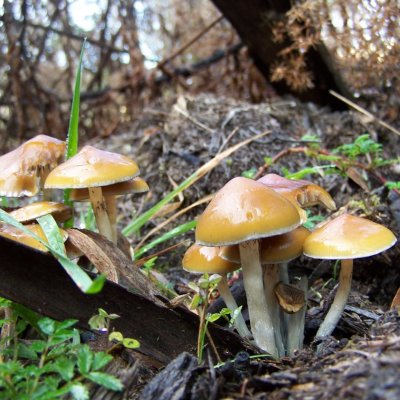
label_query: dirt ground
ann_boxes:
[88,93,400,399]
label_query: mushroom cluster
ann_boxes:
[184,174,397,357]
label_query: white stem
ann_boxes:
[316,259,353,339]
[278,262,289,350]
[88,187,113,242]
[105,195,117,244]
[217,274,252,338]
[240,240,278,357]
[279,262,289,284]
[287,276,307,356]
[263,264,285,357]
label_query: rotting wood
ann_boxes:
[0,235,257,365]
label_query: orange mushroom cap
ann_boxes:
[182,244,239,274]
[44,145,139,189]
[196,177,301,246]
[0,135,65,197]
[9,201,72,224]
[303,214,397,259]
[70,177,149,201]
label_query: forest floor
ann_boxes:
[87,93,400,399]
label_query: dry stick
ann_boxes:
[135,195,213,250]
[157,15,224,69]
[329,90,400,138]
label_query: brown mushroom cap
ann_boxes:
[44,145,139,189]
[0,135,65,197]
[274,282,306,314]
[9,201,72,224]
[0,223,68,252]
[70,177,149,201]
[221,226,310,264]
[303,214,397,259]
[182,243,239,274]
[195,177,301,246]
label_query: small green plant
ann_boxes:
[0,307,122,399]
[385,181,400,190]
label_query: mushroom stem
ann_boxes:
[217,274,252,338]
[287,276,307,356]
[316,259,353,339]
[263,264,285,357]
[279,262,289,284]
[88,187,113,242]
[240,239,278,356]
[104,195,117,244]
[278,262,289,349]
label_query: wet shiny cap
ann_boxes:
[9,201,72,224]
[0,135,65,197]
[195,177,301,246]
[70,177,149,201]
[45,145,139,189]
[182,243,239,274]
[303,214,397,259]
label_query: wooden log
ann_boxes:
[0,236,256,365]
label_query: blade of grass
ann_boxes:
[135,194,213,250]
[37,214,66,255]
[134,220,197,260]
[0,208,104,294]
[64,39,86,226]
[123,129,271,236]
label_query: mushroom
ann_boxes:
[44,145,140,243]
[257,174,336,223]
[9,201,72,224]
[70,177,149,243]
[0,223,68,253]
[222,226,310,355]
[303,214,397,339]
[0,135,65,197]
[196,177,301,356]
[182,243,251,338]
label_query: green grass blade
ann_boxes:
[122,130,271,236]
[37,214,66,255]
[134,220,196,260]
[64,39,86,227]
[0,208,104,294]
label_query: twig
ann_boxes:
[329,90,400,137]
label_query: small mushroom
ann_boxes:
[182,243,251,338]
[9,201,72,224]
[45,145,140,243]
[196,177,301,356]
[304,214,397,339]
[274,282,305,314]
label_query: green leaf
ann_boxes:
[92,352,113,371]
[17,343,39,360]
[87,372,123,391]
[122,338,140,349]
[206,313,222,323]
[37,214,66,255]
[134,220,196,259]
[77,345,93,374]
[189,293,202,310]
[108,331,123,342]
[38,317,56,335]
[53,357,75,381]
[70,383,89,400]
[241,167,257,179]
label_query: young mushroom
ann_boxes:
[196,177,301,357]
[182,243,251,338]
[9,201,72,224]
[45,145,140,243]
[303,214,397,340]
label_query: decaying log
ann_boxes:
[211,0,351,108]
[0,236,256,365]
